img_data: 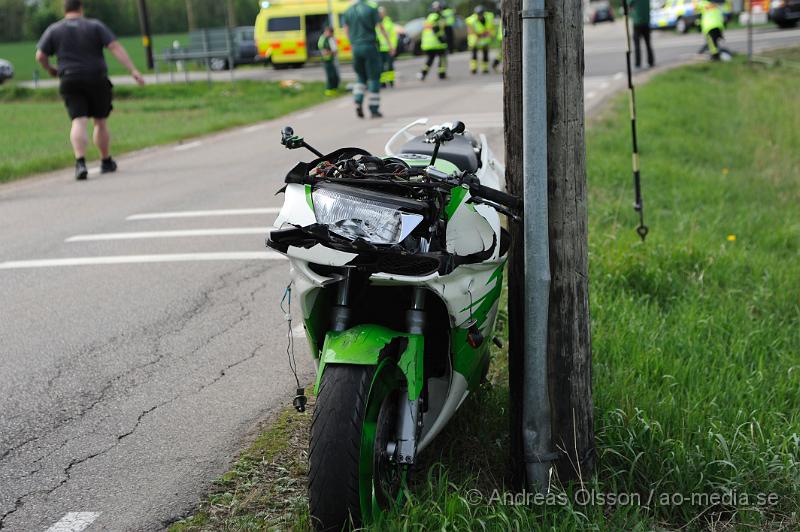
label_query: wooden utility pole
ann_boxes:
[185,0,197,32]
[501,0,526,491]
[136,0,154,70]
[226,0,238,27]
[503,0,595,486]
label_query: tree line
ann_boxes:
[0,0,260,42]
[0,0,502,43]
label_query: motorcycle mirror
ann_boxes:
[281,126,294,145]
[451,121,465,134]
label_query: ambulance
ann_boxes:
[255,0,354,68]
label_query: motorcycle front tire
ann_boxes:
[308,363,403,531]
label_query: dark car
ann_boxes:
[184,26,260,71]
[770,0,800,27]
[0,59,13,84]
[403,16,469,55]
[586,1,615,23]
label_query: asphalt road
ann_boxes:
[2,23,798,532]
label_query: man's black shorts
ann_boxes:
[59,77,113,120]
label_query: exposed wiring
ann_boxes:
[280,284,301,389]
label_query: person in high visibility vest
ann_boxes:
[377,7,398,88]
[494,16,503,72]
[318,26,340,96]
[418,1,448,81]
[700,0,727,60]
[465,6,498,74]
[343,0,394,118]
[441,3,456,53]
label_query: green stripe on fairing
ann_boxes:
[459,263,504,317]
[304,184,313,211]
[445,186,468,220]
[452,263,506,390]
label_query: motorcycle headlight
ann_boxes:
[313,187,424,245]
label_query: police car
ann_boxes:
[650,0,732,33]
[0,59,13,84]
[650,0,700,33]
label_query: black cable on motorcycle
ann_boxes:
[622,1,650,242]
[280,284,306,413]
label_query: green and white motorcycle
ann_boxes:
[267,119,520,530]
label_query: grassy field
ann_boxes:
[171,53,800,531]
[0,80,326,183]
[0,33,188,84]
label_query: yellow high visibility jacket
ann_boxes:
[466,12,496,48]
[699,0,725,34]
[377,16,398,52]
[421,12,447,51]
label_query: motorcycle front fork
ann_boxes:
[331,269,426,465]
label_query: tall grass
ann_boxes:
[385,58,800,530]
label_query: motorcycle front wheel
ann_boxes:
[308,362,405,530]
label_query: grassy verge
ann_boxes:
[760,46,800,64]
[0,80,326,183]
[172,52,800,531]
[0,33,188,84]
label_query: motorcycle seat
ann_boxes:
[399,135,480,174]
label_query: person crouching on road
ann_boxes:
[700,0,728,61]
[378,7,398,88]
[418,2,448,81]
[344,0,394,118]
[35,0,144,181]
[318,26,340,96]
[466,6,499,74]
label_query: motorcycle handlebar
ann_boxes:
[469,183,523,212]
[427,121,466,143]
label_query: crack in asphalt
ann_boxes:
[0,262,278,529]
[1,264,271,469]
[0,264,276,528]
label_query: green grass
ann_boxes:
[386,54,800,530]
[0,80,326,183]
[171,53,800,531]
[0,33,187,84]
[169,406,314,531]
[761,46,800,63]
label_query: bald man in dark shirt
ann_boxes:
[36,0,144,180]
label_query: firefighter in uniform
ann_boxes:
[318,26,340,96]
[343,0,394,118]
[418,2,448,81]
[466,6,498,74]
[377,7,398,88]
[441,3,456,53]
[700,0,726,61]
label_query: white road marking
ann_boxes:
[586,91,597,100]
[0,252,285,270]
[243,124,266,133]
[295,111,314,120]
[613,71,624,80]
[88,167,100,177]
[600,81,610,89]
[174,141,202,152]
[46,512,100,532]
[66,227,272,242]
[126,208,282,221]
